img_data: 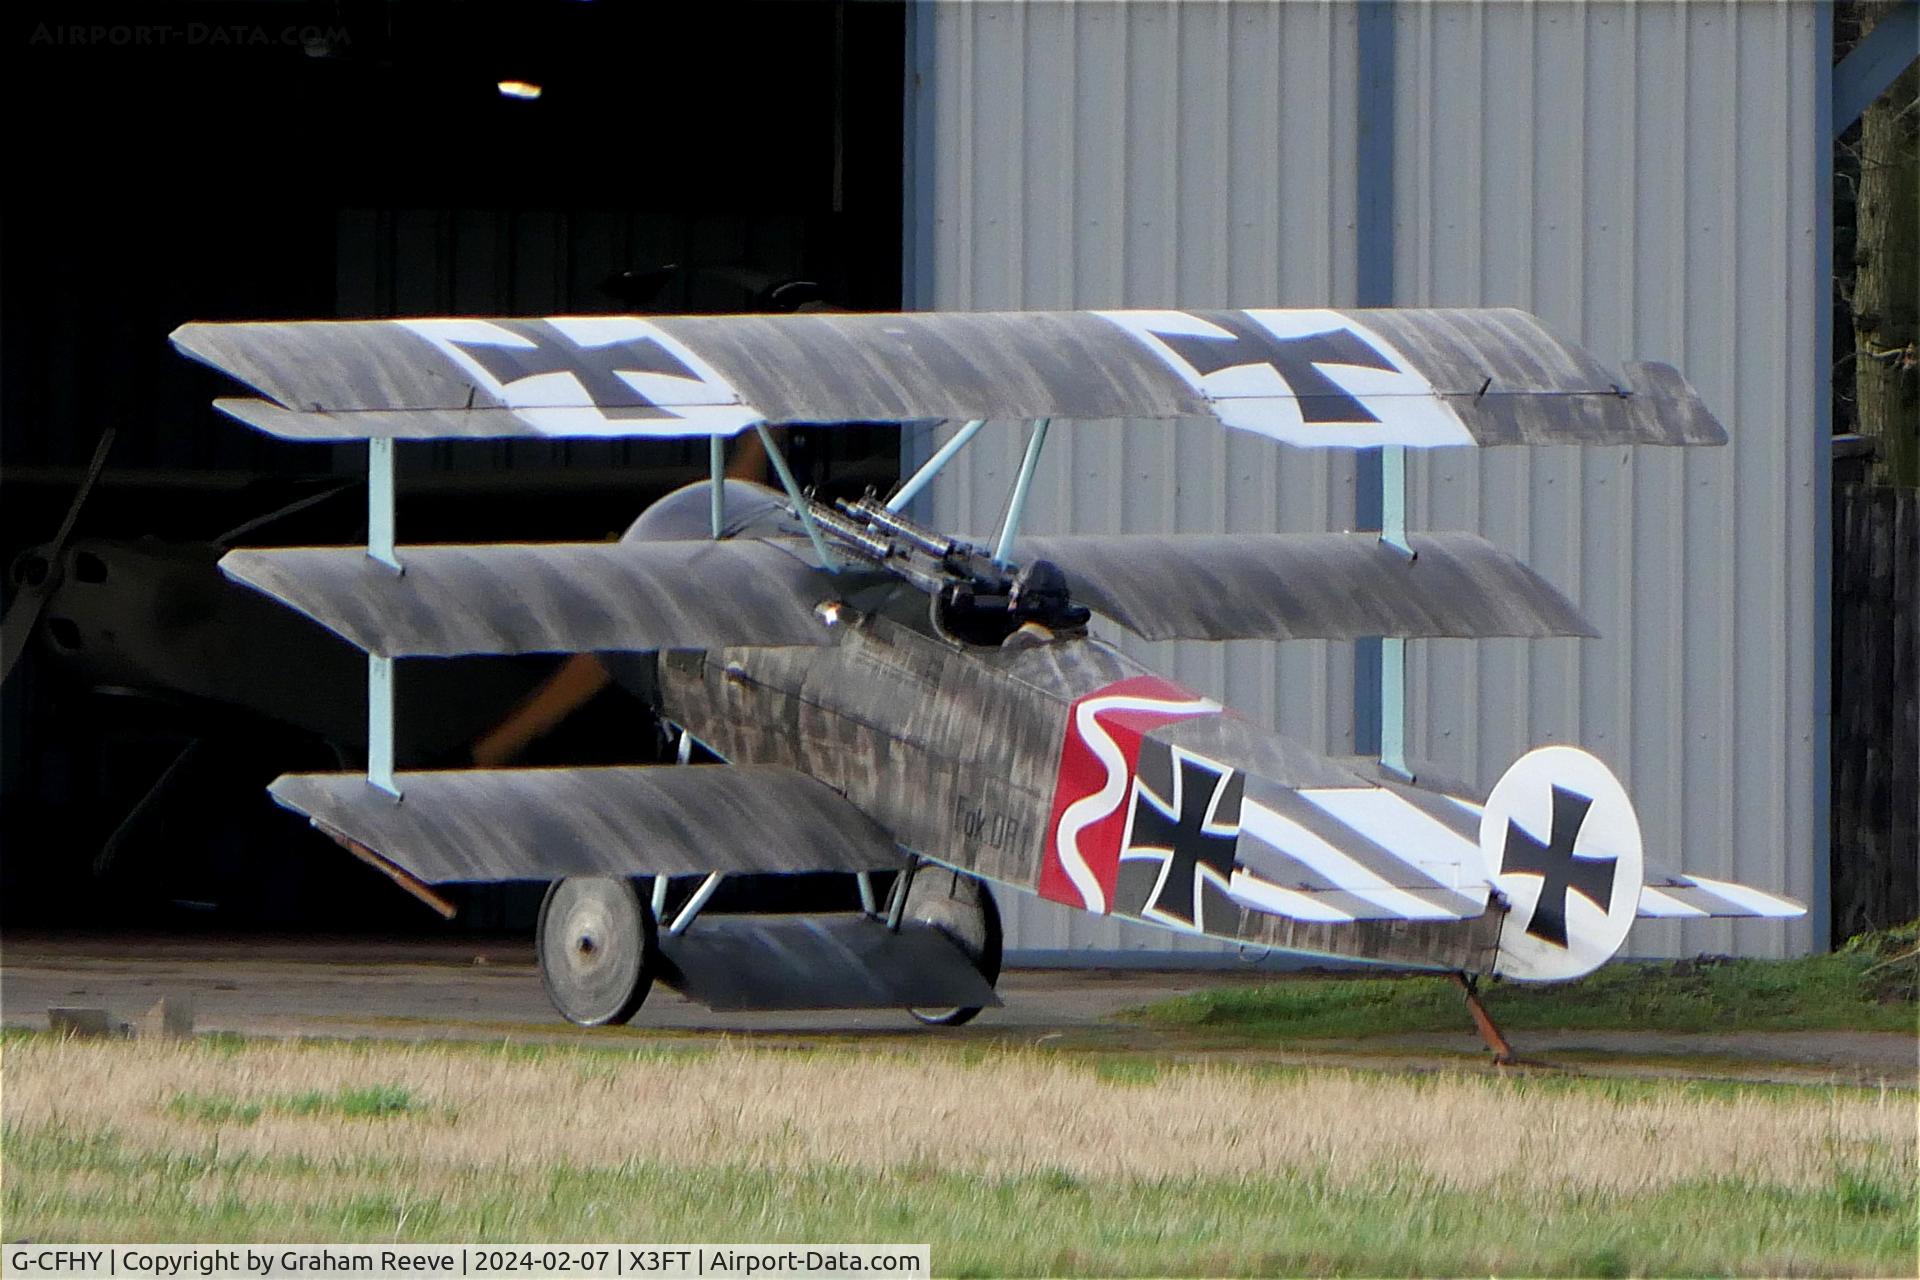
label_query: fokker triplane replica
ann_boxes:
[170,307,1803,1049]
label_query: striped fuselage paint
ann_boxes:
[654,597,1502,974]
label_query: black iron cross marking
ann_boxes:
[1126,750,1244,927]
[445,319,704,419]
[1151,311,1399,424]
[1502,784,1616,948]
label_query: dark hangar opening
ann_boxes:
[1,0,907,930]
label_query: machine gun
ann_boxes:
[800,493,1091,643]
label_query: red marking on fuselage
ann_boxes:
[1038,674,1219,914]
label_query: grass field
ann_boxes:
[1133,928,1920,1040]
[4,1032,1914,1277]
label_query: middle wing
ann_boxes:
[223,531,1590,658]
[219,539,860,657]
[1018,532,1595,641]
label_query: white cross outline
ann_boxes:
[1116,744,1242,933]
[1093,308,1475,448]
[394,317,759,438]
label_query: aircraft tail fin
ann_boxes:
[1462,746,1803,982]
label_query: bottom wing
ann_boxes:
[271,765,905,884]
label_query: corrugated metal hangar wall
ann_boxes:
[905,0,1828,961]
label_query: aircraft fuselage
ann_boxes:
[656,595,1502,974]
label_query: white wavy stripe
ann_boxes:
[1054,692,1218,913]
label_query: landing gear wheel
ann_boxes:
[537,876,656,1026]
[903,869,1002,1027]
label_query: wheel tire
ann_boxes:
[537,876,656,1026]
[904,869,1002,1027]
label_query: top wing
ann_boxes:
[172,308,1726,449]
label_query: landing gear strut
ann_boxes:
[1452,971,1514,1065]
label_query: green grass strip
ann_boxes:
[6,1124,1913,1277]
[166,1085,418,1128]
[1134,945,1919,1039]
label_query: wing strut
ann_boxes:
[1377,444,1411,780]
[669,872,725,936]
[994,418,1051,565]
[884,855,921,930]
[709,435,725,538]
[755,423,838,571]
[366,438,403,798]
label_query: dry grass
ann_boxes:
[4,1035,1915,1274]
[4,1035,1907,1193]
